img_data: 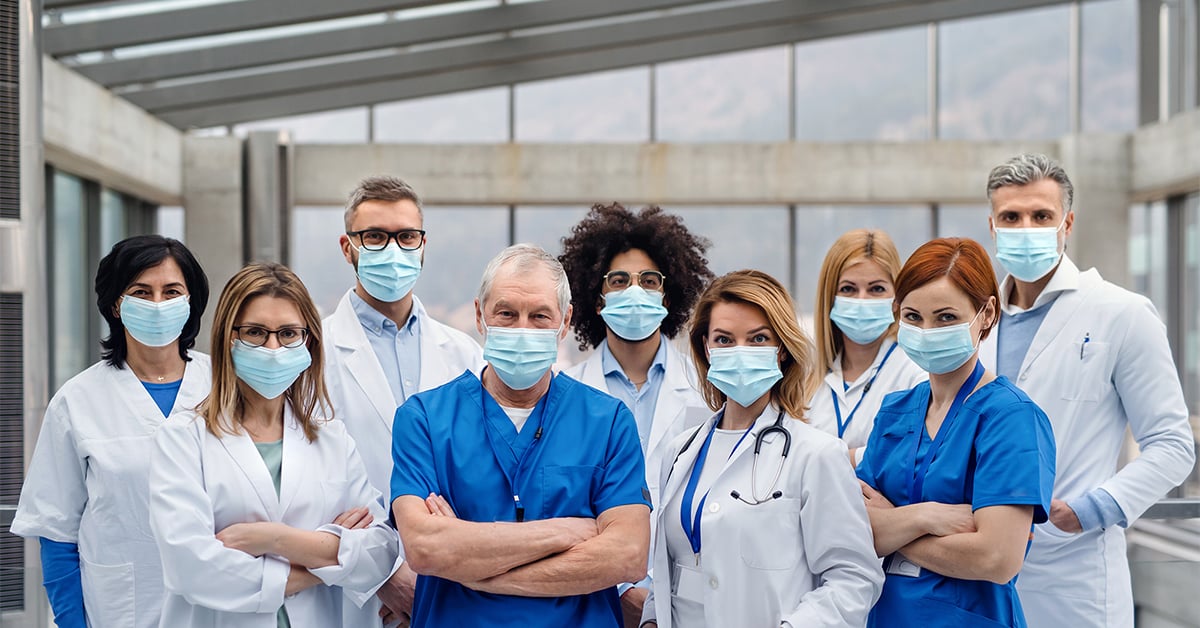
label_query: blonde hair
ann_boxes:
[813,229,904,373]
[197,262,331,442]
[688,270,817,420]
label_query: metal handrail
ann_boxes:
[1141,498,1200,520]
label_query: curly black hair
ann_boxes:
[559,203,714,351]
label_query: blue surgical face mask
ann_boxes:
[706,346,783,408]
[830,296,895,346]
[897,310,984,375]
[483,324,561,391]
[600,286,668,342]
[994,218,1065,282]
[120,294,191,347]
[355,243,422,303]
[231,340,313,400]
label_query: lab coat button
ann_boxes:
[708,503,720,513]
[709,578,719,589]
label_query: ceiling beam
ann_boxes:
[124,0,892,112]
[156,0,1072,128]
[74,0,709,86]
[43,0,459,56]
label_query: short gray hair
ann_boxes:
[478,244,572,320]
[343,175,424,230]
[986,153,1074,213]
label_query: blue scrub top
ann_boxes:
[391,370,651,628]
[856,376,1055,628]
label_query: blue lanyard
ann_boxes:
[830,342,898,438]
[480,389,550,523]
[679,417,755,559]
[907,360,984,504]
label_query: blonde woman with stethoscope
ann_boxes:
[808,230,927,467]
[641,270,882,628]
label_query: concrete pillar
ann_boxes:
[244,130,293,265]
[1058,133,1134,288]
[183,136,244,344]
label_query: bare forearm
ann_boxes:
[402,517,583,582]
[867,504,931,556]
[899,533,1016,583]
[272,528,341,569]
[285,565,323,596]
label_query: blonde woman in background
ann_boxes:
[808,230,926,466]
[642,270,882,628]
[149,262,399,627]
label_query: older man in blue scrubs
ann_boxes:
[391,243,652,628]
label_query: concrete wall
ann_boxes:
[42,56,182,205]
[182,136,243,343]
[1132,109,1200,201]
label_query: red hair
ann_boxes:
[894,238,1000,340]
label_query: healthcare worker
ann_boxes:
[323,176,483,625]
[149,262,399,627]
[559,203,713,626]
[391,244,652,628]
[642,269,883,628]
[977,154,1196,627]
[856,237,1056,627]
[807,229,926,465]
[12,235,211,628]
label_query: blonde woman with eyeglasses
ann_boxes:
[149,262,399,627]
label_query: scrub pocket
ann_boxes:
[739,498,803,570]
[541,465,599,518]
[80,556,137,627]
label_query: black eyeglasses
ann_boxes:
[233,325,310,348]
[347,229,426,251]
[603,270,666,292]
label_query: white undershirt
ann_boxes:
[663,427,749,628]
[500,405,535,432]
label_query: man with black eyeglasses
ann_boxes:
[323,175,484,627]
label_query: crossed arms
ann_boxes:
[393,493,650,597]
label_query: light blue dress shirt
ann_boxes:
[350,290,422,404]
[600,336,668,454]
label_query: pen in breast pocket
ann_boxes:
[1080,333,1090,360]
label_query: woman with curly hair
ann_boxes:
[559,203,714,627]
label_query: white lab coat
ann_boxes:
[642,407,884,628]
[806,338,927,460]
[563,339,710,509]
[11,353,211,628]
[979,257,1196,628]
[322,290,483,625]
[149,407,400,628]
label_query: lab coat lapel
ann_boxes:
[415,296,454,391]
[173,352,210,413]
[108,361,170,429]
[1018,271,1098,378]
[647,347,689,457]
[577,351,606,390]
[277,404,309,516]
[331,294,399,430]
[217,417,280,519]
[659,414,718,509]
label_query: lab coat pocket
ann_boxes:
[541,465,600,518]
[739,498,803,570]
[80,555,137,627]
[1060,341,1110,402]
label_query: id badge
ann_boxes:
[885,553,921,577]
[672,562,705,603]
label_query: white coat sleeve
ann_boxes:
[10,398,86,542]
[308,425,400,602]
[149,417,289,613]
[1100,298,1197,521]
[781,439,884,628]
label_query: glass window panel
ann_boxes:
[157,206,186,242]
[793,206,932,319]
[374,88,510,142]
[796,27,929,141]
[513,206,592,258]
[936,204,999,277]
[938,6,1071,139]
[656,47,789,141]
[290,206,353,319]
[1081,0,1137,132]
[664,204,790,292]
[99,188,127,253]
[1181,193,1200,419]
[234,107,369,143]
[51,171,91,389]
[515,68,650,142]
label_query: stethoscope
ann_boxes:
[672,409,792,507]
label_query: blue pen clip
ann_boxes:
[1080,333,1090,360]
